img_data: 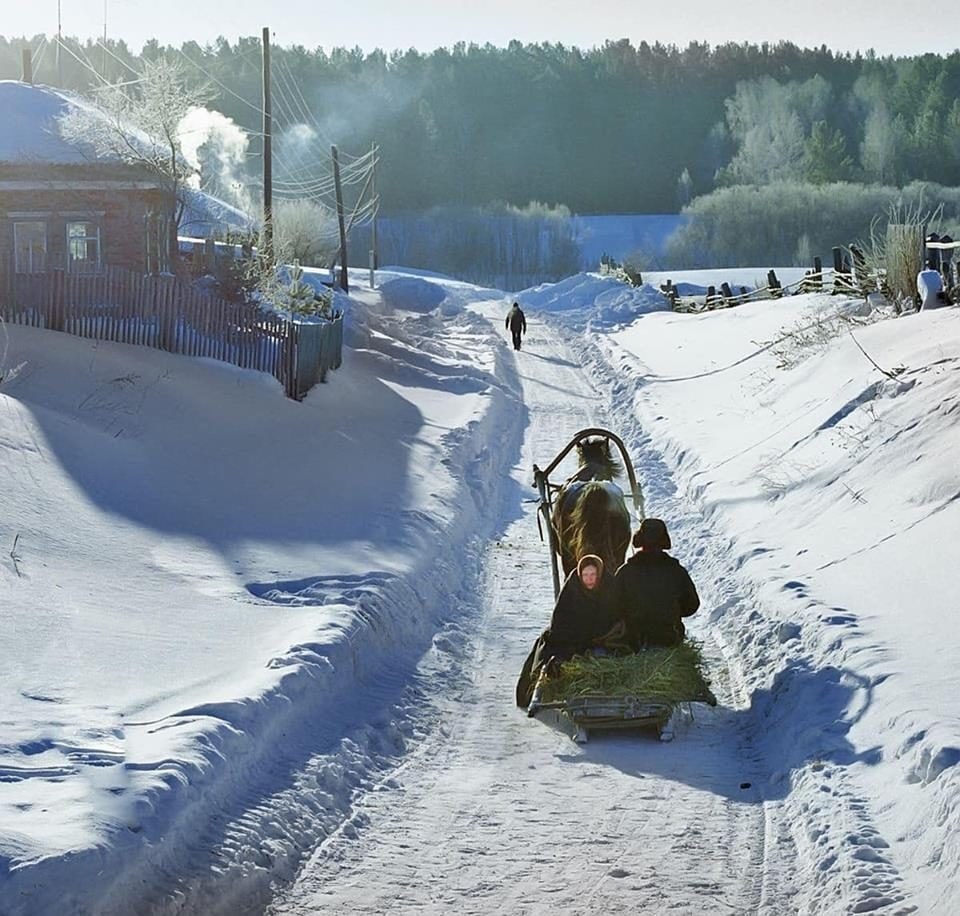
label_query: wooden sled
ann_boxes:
[526,665,716,743]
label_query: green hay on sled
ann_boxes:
[540,642,715,706]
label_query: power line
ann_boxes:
[31,37,48,71]
[175,45,264,118]
[54,36,111,86]
[96,39,141,79]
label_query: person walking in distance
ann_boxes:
[505,301,527,351]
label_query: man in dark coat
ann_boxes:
[505,301,527,351]
[516,554,623,708]
[615,518,699,648]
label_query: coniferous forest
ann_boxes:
[6,35,960,272]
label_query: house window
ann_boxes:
[66,221,101,271]
[13,221,47,273]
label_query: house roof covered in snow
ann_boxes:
[0,80,255,233]
[0,80,111,166]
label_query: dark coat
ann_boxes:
[541,567,621,661]
[515,564,621,707]
[614,550,699,648]
[505,306,527,333]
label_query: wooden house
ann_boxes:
[0,79,171,276]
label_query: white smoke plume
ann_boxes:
[178,107,253,215]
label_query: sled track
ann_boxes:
[83,304,529,916]
[273,312,773,915]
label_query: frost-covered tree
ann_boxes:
[274,199,340,267]
[860,103,903,184]
[719,75,835,184]
[59,59,210,263]
[676,168,694,208]
[721,108,807,184]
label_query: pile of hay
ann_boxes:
[540,642,715,706]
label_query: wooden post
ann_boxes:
[940,235,954,287]
[924,232,939,272]
[850,244,868,292]
[767,269,782,298]
[204,237,216,275]
[21,48,33,84]
[813,255,822,291]
[370,141,378,271]
[331,144,349,292]
[261,26,273,262]
[50,269,65,332]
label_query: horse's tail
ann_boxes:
[567,482,629,573]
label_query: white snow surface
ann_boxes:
[1,266,958,915]
[0,80,98,164]
[518,272,670,327]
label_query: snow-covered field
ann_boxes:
[1,266,957,914]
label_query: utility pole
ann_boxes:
[371,141,378,271]
[21,48,33,84]
[261,26,273,262]
[332,145,349,292]
[57,0,63,86]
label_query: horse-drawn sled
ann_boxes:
[520,428,715,743]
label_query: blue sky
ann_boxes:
[5,0,956,57]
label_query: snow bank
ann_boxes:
[0,275,523,914]
[545,279,960,913]
[518,272,669,327]
[379,275,448,313]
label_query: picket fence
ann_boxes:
[0,264,342,399]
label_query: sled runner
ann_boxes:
[525,650,716,743]
[528,688,676,743]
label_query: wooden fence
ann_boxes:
[666,247,886,314]
[0,263,342,400]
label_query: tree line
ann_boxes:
[6,35,960,215]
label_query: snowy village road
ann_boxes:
[271,307,784,915]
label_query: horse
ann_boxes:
[550,437,633,580]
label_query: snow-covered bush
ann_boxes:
[274,200,340,268]
[667,181,960,269]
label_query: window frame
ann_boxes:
[13,219,48,273]
[65,219,102,273]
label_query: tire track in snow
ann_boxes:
[272,310,769,915]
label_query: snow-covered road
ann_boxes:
[271,306,779,914]
[5,271,947,914]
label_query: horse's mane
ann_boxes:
[575,438,622,482]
